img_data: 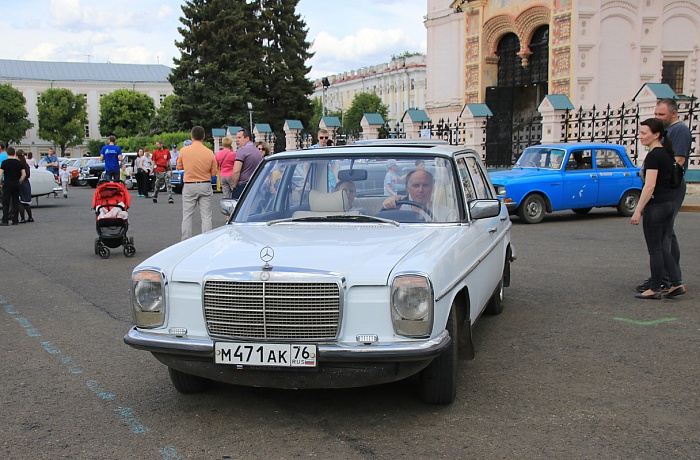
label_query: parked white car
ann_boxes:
[29,168,63,202]
[124,140,516,404]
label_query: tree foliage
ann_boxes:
[344,93,390,134]
[0,84,33,145]
[37,88,87,155]
[99,89,155,138]
[391,51,424,61]
[150,94,182,135]
[171,0,314,151]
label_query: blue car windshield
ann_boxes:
[233,156,462,224]
[515,148,566,170]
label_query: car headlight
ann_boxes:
[131,270,165,327]
[495,185,506,196]
[391,274,433,337]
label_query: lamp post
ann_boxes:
[247,102,253,136]
[321,77,331,117]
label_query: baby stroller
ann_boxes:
[92,181,135,259]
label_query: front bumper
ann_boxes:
[124,327,451,389]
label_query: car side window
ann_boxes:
[456,158,477,202]
[595,149,626,169]
[566,150,593,170]
[466,157,492,199]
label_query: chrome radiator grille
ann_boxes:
[204,281,341,339]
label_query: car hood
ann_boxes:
[489,167,559,184]
[159,224,441,285]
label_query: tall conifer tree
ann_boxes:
[171,0,314,149]
[170,0,260,135]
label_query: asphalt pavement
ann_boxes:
[0,184,698,459]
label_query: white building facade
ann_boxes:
[426,0,700,121]
[0,59,173,157]
[312,55,427,127]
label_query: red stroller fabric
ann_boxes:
[92,181,131,213]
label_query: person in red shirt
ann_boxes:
[151,140,174,203]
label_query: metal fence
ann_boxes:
[560,102,641,162]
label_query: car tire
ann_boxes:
[517,194,546,224]
[77,179,88,187]
[484,266,506,316]
[168,367,212,394]
[617,190,640,217]
[572,207,592,215]
[418,306,457,405]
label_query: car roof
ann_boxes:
[530,142,627,150]
[272,140,477,159]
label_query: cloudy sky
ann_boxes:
[0,0,427,80]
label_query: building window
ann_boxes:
[411,79,415,90]
[36,92,42,103]
[159,94,167,104]
[662,61,684,95]
[84,124,90,138]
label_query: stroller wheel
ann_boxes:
[94,238,100,255]
[124,244,136,258]
[98,246,111,259]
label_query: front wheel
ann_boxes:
[77,178,88,187]
[418,307,458,404]
[123,244,136,258]
[168,368,212,394]
[98,246,110,259]
[484,266,506,315]
[517,194,546,224]
[617,190,640,217]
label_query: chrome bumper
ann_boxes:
[124,327,451,362]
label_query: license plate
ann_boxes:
[215,342,317,367]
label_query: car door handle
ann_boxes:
[500,216,507,222]
[488,227,497,234]
[590,174,597,178]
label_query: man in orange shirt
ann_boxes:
[176,126,218,241]
[151,140,174,204]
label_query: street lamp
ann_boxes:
[247,102,253,136]
[322,77,331,117]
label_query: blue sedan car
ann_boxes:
[490,143,642,224]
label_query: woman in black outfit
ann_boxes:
[16,151,34,223]
[631,118,685,299]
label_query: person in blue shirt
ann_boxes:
[99,136,123,181]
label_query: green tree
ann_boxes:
[343,93,390,135]
[171,0,259,136]
[37,88,87,156]
[309,97,341,139]
[0,84,33,145]
[256,0,314,152]
[151,94,181,134]
[99,89,156,138]
[171,0,314,150]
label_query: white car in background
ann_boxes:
[125,140,516,404]
[29,168,63,202]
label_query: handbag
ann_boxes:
[669,161,685,188]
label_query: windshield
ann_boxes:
[515,147,566,170]
[233,155,462,224]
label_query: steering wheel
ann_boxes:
[393,199,434,220]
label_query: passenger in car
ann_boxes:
[335,180,366,214]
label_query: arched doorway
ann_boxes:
[485,25,549,166]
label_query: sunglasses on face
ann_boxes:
[319,136,328,139]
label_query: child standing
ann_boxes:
[59,163,70,198]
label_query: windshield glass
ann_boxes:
[233,155,462,224]
[515,147,566,170]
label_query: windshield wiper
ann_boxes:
[267,214,399,226]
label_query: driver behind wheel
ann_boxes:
[382,169,457,221]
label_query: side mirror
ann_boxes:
[469,199,501,220]
[220,199,238,217]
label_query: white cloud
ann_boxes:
[109,46,159,65]
[50,0,84,28]
[22,43,60,61]
[91,32,113,46]
[157,5,175,21]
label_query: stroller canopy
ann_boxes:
[92,181,131,211]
